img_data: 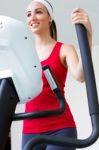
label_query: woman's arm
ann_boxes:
[71,7,92,50]
[60,8,92,82]
[60,44,84,82]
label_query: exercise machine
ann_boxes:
[0,15,66,150]
[0,16,99,150]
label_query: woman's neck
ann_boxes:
[34,33,56,50]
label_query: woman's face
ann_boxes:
[26,2,51,35]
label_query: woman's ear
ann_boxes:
[49,16,52,23]
[49,16,52,25]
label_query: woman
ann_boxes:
[22,0,92,149]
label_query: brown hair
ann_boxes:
[49,20,57,41]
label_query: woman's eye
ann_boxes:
[26,10,43,17]
[27,13,31,17]
[36,11,43,14]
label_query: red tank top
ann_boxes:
[23,42,76,133]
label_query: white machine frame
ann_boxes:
[0,15,43,103]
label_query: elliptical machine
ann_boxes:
[0,16,99,150]
[0,15,66,150]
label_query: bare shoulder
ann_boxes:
[60,43,76,57]
[60,44,74,67]
[59,43,76,67]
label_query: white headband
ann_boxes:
[33,0,54,20]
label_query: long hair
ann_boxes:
[49,20,57,41]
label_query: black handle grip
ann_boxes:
[13,65,66,121]
[75,24,99,115]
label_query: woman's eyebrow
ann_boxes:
[26,8,44,13]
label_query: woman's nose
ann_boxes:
[31,13,37,20]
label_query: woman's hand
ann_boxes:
[71,8,92,49]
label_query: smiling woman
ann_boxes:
[21,0,93,150]
[0,0,99,150]
[26,0,57,40]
